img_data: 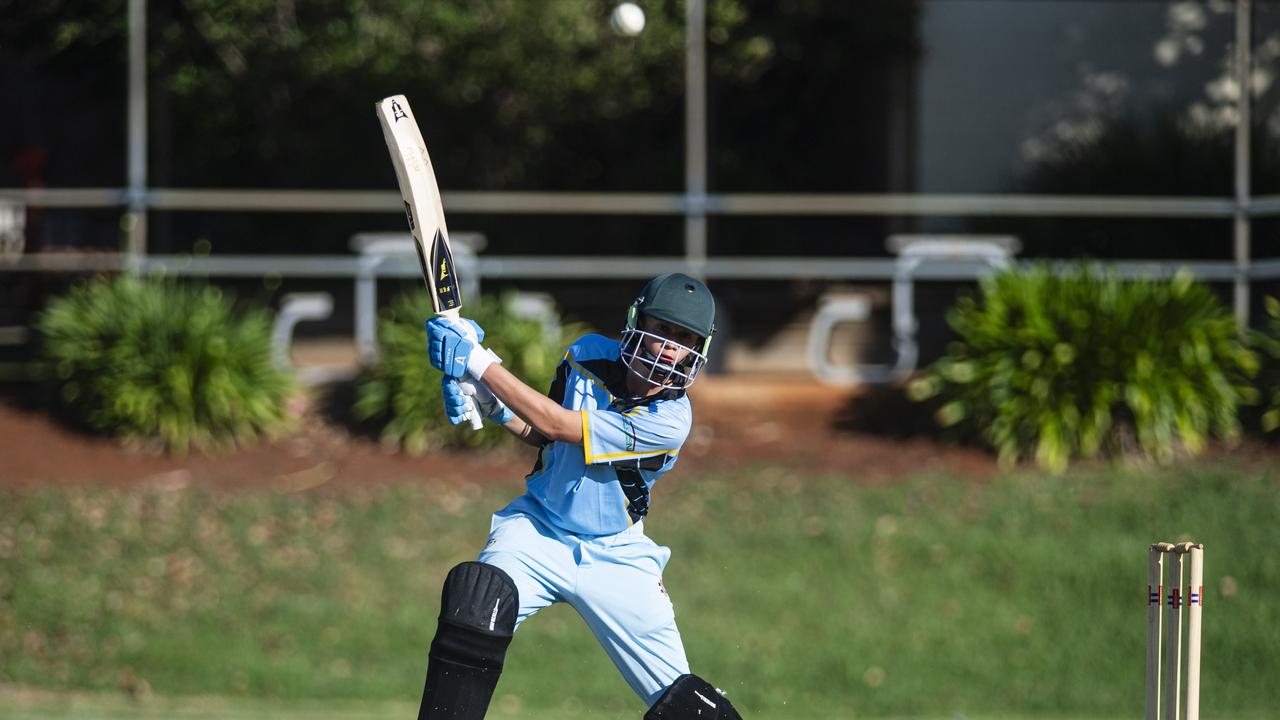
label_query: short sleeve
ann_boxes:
[581,399,691,465]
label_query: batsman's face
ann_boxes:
[638,316,698,368]
[620,313,709,391]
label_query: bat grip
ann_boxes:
[462,378,484,431]
[458,323,485,432]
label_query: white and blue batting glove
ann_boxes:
[431,316,486,344]
[441,377,514,426]
[426,316,501,380]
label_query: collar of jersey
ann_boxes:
[563,351,683,412]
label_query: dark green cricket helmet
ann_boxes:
[626,272,716,343]
[621,273,716,388]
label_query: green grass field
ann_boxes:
[0,687,1158,720]
[1,461,1277,718]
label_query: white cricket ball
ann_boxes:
[610,2,646,36]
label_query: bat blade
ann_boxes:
[376,94,483,430]
[375,94,461,317]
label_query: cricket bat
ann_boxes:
[376,94,484,430]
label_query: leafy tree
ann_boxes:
[148,1,707,189]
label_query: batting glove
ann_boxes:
[430,316,486,344]
[426,317,502,379]
[442,377,514,426]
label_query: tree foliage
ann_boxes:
[150,1,701,187]
[5,1,920,192]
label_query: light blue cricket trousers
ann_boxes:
[475,494,691,706]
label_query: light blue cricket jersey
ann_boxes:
[515,333,691,536]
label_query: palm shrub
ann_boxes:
[354,290,580,454]
[1252,296,1280,433]
[38,276,293,453]
[908,266,1257,471]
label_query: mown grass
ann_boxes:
[1,462,1277,718]
[0,686,1148,720]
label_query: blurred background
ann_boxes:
[1,1,1278,719]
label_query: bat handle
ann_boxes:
[457,322,486,432]
[462,378,484,431]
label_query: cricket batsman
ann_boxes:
[417,272,744,719]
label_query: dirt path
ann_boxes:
[0,375,997,489]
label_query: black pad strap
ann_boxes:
[645,674,743,719]
[610,454,667,523]
[614,464,650,523]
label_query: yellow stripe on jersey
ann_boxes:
[568,350,679,463]
[586,447,679,463]
[580,408,679,463]
[563,352,613,396]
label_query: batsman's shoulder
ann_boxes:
[562,333,619,363]
[630,394,692,445]
[659,393,693,422]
